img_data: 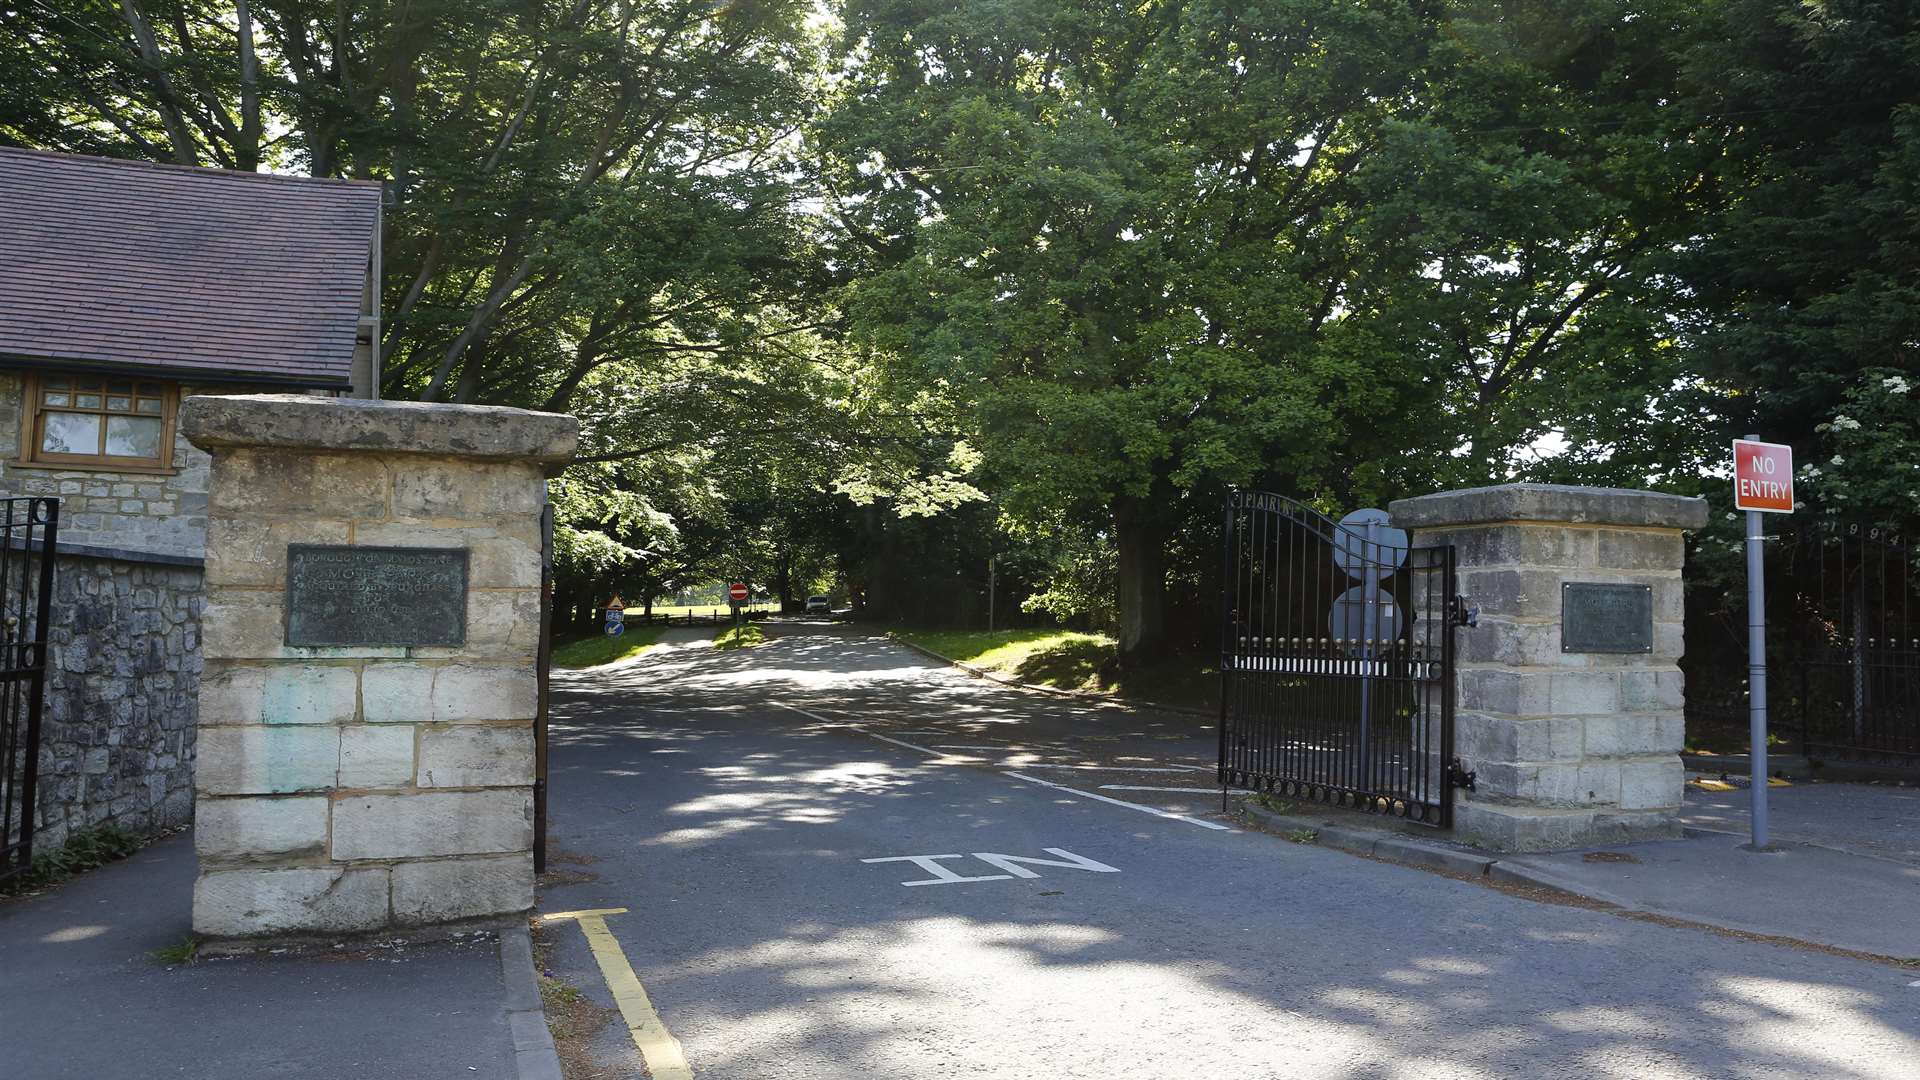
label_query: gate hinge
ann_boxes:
[1447,758,1477,792]
[1449,594,1480,628]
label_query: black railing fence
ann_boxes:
[0,496,59,884]
[1218,493,1458,826]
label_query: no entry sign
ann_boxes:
[728,582,750,603]
[1732,439,1794,513]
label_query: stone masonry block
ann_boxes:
[196,726,338,795]
[352,522,542,589]
[201,589,284,660]
[205,517,351,587]
[1429,524,1599,569]
[1548,671,1620,715]
[193,866,390,938]
[1459,668,1551,716]
[195,795,327,861]
[432,665,539,722]
[1458,618,1562,667]
[361,664,436,723]
[1619,758,1684,810]
[338,726,417,789]
[198,664,266,725]
[207,449,389,518]
[363,664,537,723]
[258,665,358,725]
[1596,529,1686,571]
[418,725,534,788]
[1458,568,1564,619]
[330,788,533,860]
[1620,669,1686,712]
[390,459,545,519]
[1456,712,1582,764]
[457,592,542,660]
[391,854,534,925]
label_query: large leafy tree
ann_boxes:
[818,0,1453,658]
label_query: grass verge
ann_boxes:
[551,626,666,669]
[714,624,766,650]
[889,627,1218,713]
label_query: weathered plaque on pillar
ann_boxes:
[286,545,468,646]
[1561,582,1653,654]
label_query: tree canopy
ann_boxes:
[3,0,1914,651]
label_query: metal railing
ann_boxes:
[0,496,59,884]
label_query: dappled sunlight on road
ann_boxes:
[540,623,1920,1080]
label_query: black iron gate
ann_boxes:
[1774,522,1919,766]
[1218,492,1458,826]
[0,496,59,884]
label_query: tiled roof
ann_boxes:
[0,147,380,387]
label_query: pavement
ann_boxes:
[536,623,1920,1079]
[0,830,533,1079]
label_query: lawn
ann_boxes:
[890,627,1218,713]
[713,624,766,650]
[551,626,666,669]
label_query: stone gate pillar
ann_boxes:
[181,394,576,941]
[1389,484,1707,852]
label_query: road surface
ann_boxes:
[536,624,1920,1079]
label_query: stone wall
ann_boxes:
[184,394,575,940]
[1391,484,1708,852]
[34,550,203,851]
[0,372,218,558]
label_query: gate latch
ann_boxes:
[1449,594,1480,628]
[1447,758,1477,791]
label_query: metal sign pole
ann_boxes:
[1357,517,1379,787]
[1744,434,1770,850]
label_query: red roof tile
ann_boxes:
[0,147,379,387]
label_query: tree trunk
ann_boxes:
[1114,496,1166,664]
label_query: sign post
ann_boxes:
[604,596,626,638]
[1732,437,1794,850]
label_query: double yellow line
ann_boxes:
[540,908,694,1080]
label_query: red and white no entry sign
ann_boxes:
[728,582,750,602]
[1732,439,1794,513]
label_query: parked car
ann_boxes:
[805,595,832,616]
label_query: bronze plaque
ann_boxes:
[1561,582,1654,654]
[286,545,468,647]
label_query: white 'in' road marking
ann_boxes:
[1005,772,1235,832]
[861,848,1120,886]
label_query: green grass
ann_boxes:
[151,936,200,965]
[551,626,666,669]
[889,627,1220,713]
[642,600,777,619]
[714,624,766,650]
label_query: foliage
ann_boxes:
[1,824,147,896]
[550,626,665,669]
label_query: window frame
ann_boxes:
[17,370,179,474]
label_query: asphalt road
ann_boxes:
[538,625,1920,1079]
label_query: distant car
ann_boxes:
[805,595,832,616]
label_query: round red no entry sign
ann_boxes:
[728,582,749,602]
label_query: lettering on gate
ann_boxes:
[860,847,1120,887]
[286,544,469,647]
